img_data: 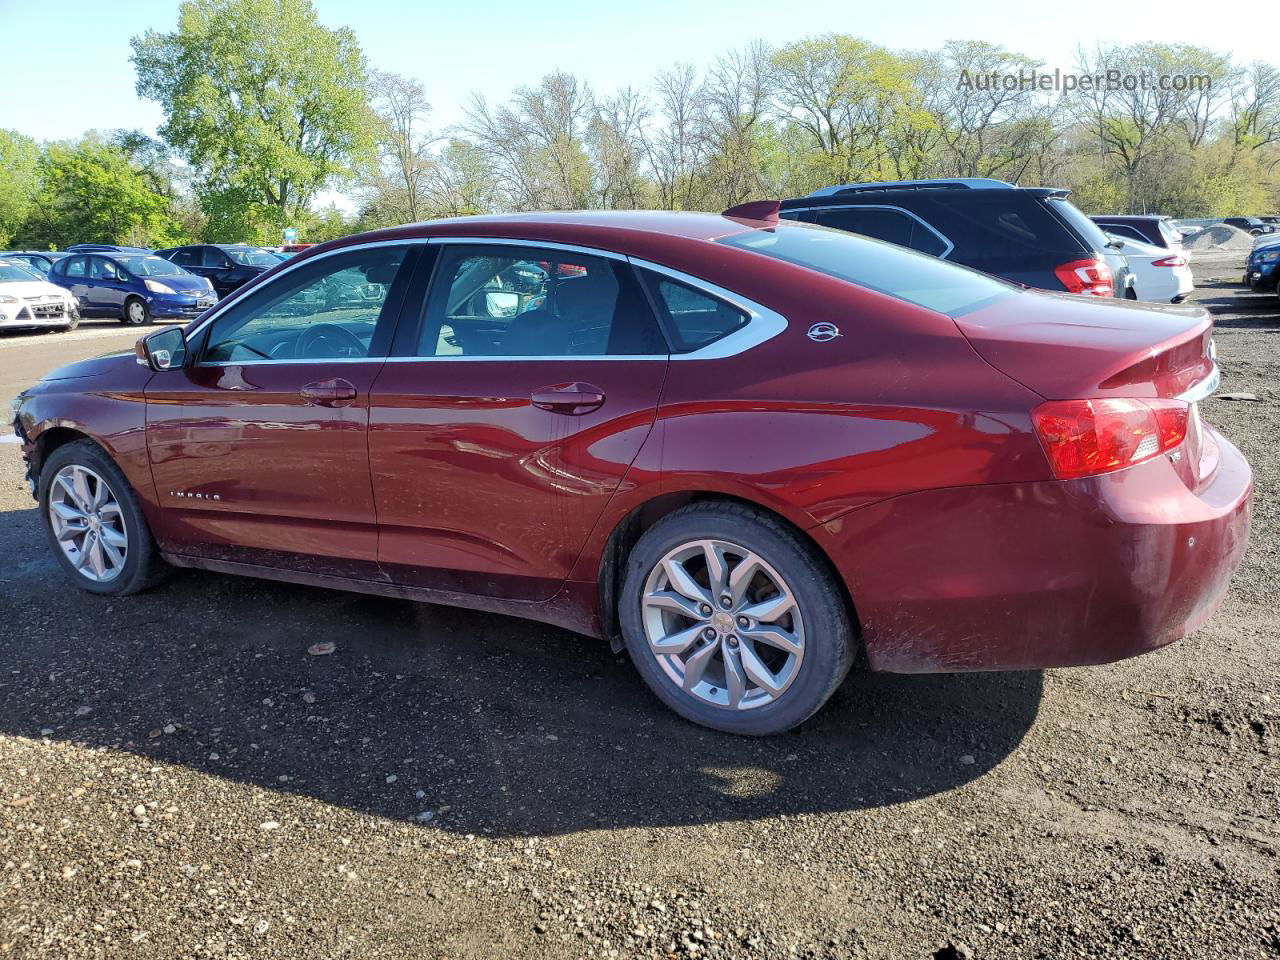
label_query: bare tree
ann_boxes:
[465,71,596,210]
[642,63,709,210]
[590,87,652,209]
[362,70,437,224]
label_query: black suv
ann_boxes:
[154,243,280,297]
[778,178,1133,299]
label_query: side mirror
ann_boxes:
[135,325,188,371]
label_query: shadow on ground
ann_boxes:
[1192,275,1280,329]
[0,497,1041,840]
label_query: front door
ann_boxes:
[369,242,669,600]
[87,256,128,317]
[145,242,421,577]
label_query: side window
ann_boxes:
[643,274,748,352]
[171,247,201,267]
[202,246,410,363]
[814,207,949,257]
[63,257,87,278]
[416,246,664,357]
[202,247,231,269]
[90,258,121,280]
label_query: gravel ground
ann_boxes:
[0,265,1277,959]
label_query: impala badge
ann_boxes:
[807,322,841,343]
[170,489,222,501]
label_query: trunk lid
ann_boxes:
[956,289,1220,489]
[954,289,1214,401]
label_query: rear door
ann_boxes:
[368,241,669,601]
[144,242,422,576]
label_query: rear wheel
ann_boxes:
[619,502,855,735]
[122,297,150,326]
[39,440,169,595]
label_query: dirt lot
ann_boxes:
[0,265,1277,960]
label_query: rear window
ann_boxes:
[1158,220,1182,246]
[717,222,1014,317]
[809,207,949,257]
[1047,197,1114,252]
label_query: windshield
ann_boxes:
[0,261,43,282]
[225,248,279,267]
[716,222,1015,317]
[120,256,187,277]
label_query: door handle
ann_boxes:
[531,382,606,415]
[301,378,358,408]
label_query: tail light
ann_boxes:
[1151,255,1188,267]
[1054,258,1114,297]
[1032,398,1190,479]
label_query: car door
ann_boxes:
[367,241,670,601]
[169,245,204,279]
[59,256,92,312]
[144,242,423,576]
[201,246,240,296]
[87,256,129,316]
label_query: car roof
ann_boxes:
[1091,214,1171,222]
[307,211,768,260]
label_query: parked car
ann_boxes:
[0,258,79,332]
[65,244,153,254]
[777,178,1135,299]
[154,244,280,298]
[1090,215,1185,255]
[12,211,1249,735]
[1243,233,1280,289]
[1222,217,1275,236]
[0,251,69,277]
[1103,233,1193,303]
[47,252,216,325]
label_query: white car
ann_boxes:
[1105,235,1194,304]
[0,258,80,331]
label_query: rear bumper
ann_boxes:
[818,429,1252,673]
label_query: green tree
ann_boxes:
[19,139,181,249]
[0,130,40,247]
[131,0,376,232]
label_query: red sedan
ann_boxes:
[12,209,1251,734]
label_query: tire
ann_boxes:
[123,297,150,326]
[39,439,170,596]
[619,502,855,735]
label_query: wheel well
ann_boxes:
[31,427,92,490]
[596,492,859,652]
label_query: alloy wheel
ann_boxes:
[640,538,805,711]
[47,464,129,583]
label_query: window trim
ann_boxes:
[191,241,423,367]
[184,235,788,365]
[783,203,955,259]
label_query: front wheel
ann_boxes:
[619,502,855,735]
[122,297,150,326]
[39,439,169,595]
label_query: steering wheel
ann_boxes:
[295,322,366,359]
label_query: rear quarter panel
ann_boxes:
[569,249,1050,581]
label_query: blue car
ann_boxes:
[1243,234,1280,290]
[48,252,217,325]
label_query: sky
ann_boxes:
[0,0,1262,209]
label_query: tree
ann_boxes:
[0,130,40,247]
[362,70,437,224]
[19,139,181,249]
[131,0,376,234]
[465,71,596,210]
